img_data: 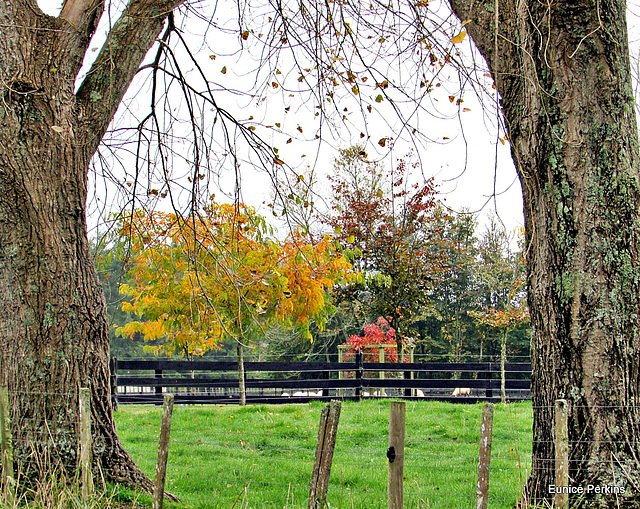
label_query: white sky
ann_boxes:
[37,0,640,240]
[173,0,524,236]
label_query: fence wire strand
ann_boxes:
[4,387,640,508]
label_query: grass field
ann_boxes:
[114,400,533,508]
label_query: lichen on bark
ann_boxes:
[448,0,640,505]
[0,0,183,493]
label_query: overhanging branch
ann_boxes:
[75,0,185,154]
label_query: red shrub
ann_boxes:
[342,317,398,363]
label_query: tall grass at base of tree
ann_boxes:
[0,465,137,509]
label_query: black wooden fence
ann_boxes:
[109,354,531,406]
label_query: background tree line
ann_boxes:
[96,146,530,366]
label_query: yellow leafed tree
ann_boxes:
[117,202,352,403]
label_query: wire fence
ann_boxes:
[119,403,532,508]
[2,388,531,508]
[1,389,636,508]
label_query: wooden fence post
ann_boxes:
[322,369,330,399]
[476,402,494,509]
[483,363,493,399]
[379,347,387,397]
[388,401,405,509]
[309,400,341,509]
[338,348,344,398]
[554,399,569,509]
[355,351,363,401]
[0,385,13,484]
[153,394,175,509]
[155,368,164,401]
[79,387,93,500]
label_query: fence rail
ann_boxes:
[111,354,532,405]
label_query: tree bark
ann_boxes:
[449,0,640,505]
[0,0,182,489]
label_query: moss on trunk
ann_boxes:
[449,0,640,505]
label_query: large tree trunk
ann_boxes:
[449,0,640,505]
[0,0,181,489]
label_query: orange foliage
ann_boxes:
[469,307,529,330]
[117,203,352,357]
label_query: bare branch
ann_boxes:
[76,0,185,153]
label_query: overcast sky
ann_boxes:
[40,1,640,240]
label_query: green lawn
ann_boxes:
[114,400,533,508]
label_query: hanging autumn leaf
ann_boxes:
[241,30,249,40]
[450,29,467,44]
[378,138,387,147]
[221,66,227,74]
